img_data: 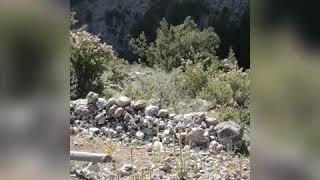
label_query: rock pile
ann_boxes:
[70,92,245,151]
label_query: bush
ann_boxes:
[130,17,220,71]
[172,64,208,98]
[217,105,250,126]
[197,77,233,105]
[220,69,250,107]
[70,31,119,98]
[124,67,177,109]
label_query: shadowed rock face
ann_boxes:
[71,0,249,68]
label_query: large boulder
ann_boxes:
[116,96,131,107]
[144,105,159,116]
[188,127,209,145]
[214,121,244,149]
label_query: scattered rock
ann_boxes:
[108,105,117,116]
[116,96,131,107]
[113,107,124,118]
[205,117,218,127]
[188,127,210,145]
[89,127,100,134]
[145,105,159,116]
[132,100,146,110]
[119,164,136,176]
[95,98,107,110]
[105,97,117,111]
[135,131,145,140]
[157,109,169,118]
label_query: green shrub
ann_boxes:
[197,77,233,105]
[70,31,119,98]
[220,69,250,107]
[217,105,250,126]
[173,64,208,98]
[130,17,220,71]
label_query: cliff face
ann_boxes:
[72,0,249,66]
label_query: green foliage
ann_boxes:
[124,67,177,108]
[198,77,233,105]
[217,105,250,126]
[220,69,250,107]
[130,17,220,71]
[70,31,118,98]
[173,64,208,98]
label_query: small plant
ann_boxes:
[174,131,189,180]
[105,127,117,156]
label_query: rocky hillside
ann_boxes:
[71,0,249,68]
[70,91,250,179]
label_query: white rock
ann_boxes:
[131,100,146,110]
[95,98,107,110]
[205,117,218,127]
[86,92,99,104]
[116,96,131,107]
[95,111,106,120]
[145,105,159,116]
[157,109,169,118]
[135,131,145,140]
[89,127,100,134]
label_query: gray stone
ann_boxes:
[214,121,243,149]
[162,137,171,144]
[86,92,99,104]
[123,112,133,121]
[97,118,106,125]
[108,105,118,116]
[105,97,117,111]
[188,127,210,145]
[116,96,131,107]
[119,164,136,176]
[205,117,219,127]
[95,111,106,120]
[116,125,123,132]
[160,163,173,172]
[95,98,107,110]
[89,127,100,134]
[135,131,145,140]
[113,107,124,118]
[144,105,159,116]
[157,109,169,118]
[184,112,206,125]
[131,100,146,110]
